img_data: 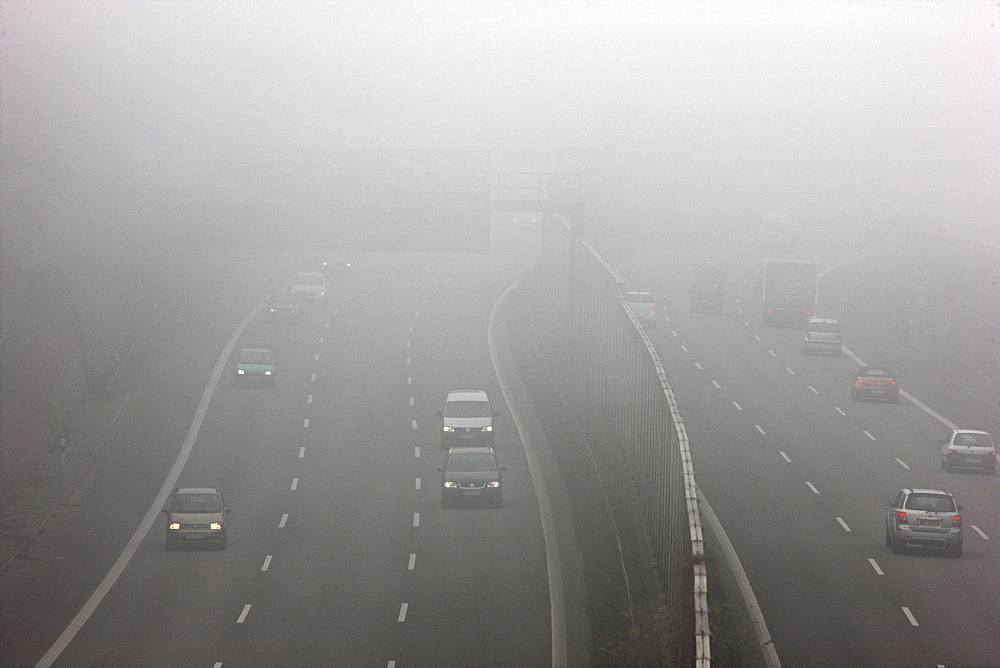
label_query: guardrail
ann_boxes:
[542,216,710,665]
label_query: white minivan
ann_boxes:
[438,390,498,449]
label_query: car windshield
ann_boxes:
[862,368,891,377]
[446,454,498,472]
[904,495,956,513]
[692,282,720,294]
[294,273,324,284]
[172,494,222,513]
[955,433,993,447]
[445,401,491,418]
[809,321,839,332]
[239,350,272,364]
[625,293,654,304]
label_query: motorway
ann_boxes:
[619,230,999,666]
[1,224,582,666]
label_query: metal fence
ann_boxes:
[541,216,710,665]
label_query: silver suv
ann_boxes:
[885,488,963,557]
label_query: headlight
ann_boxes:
[237,369,245,374]
[318,291,325,296]
[264,370,272,375]
[482,425,493,432]
[443,481,457,488]
[486,481,500,488]
[169,523,180,530]
[442,426,454,432]
[210,522,223,530]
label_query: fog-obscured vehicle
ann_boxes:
[852,366,899,402]
[885,488,963,557]
[322,255,355,275]
[801,317,842,356]
[290,271,327,302]
[234,348,277,387]
[760,259,818,327]
[695,258,727,283]
[438,390,497,449]
[689,279,725,313]
[265,290,305,323]
[163,488,229,550]
[623,291,658,328]
[438,445,506,508]
[939,429,996,475]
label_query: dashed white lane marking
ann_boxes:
[409,397,414,406]
[414,447,420,458]
[901,607,919,626]
[298,447,305,459]
[738,309,744,315]
[780,451,791,463]
[807,385,818,394]
[895,458,910,470]
[806,482,819,494]
[415,477,421,490]
[671,330,678,337]
[681,345,688,352]
[214,662,223,668]
[732,401,743,411]
[421,299,428,306]
[411,419,418,430]
[388,662,396,668]
[278,514,288,528]
[318,336,324,344]
[743,320,750,326]
[769,350,776,357]
[413,312,420,319]
[695,362,703,370]
[314,353,320,361]
[407,376,412,385]
[406,341,412,348]
[836,517,852,532]
[408,554,416,570]
[406,357,411,365]
[972,525,989,540]
[398,603,408,622]
[753,334,761,342]
[755,425,766,435]
[261,555,272,572]
[786,367,796,375]
[307,394,313,404]
[290,478,299,491]
[868,558,884,575]
[311,372,317,382]
[432,287,439,293]
[863,431,877,441]
[324,321,330,329]
[711,380,721,389]
[236,604,252,624]
[303,418,310,428]
[409,325,414,332]
[834,407,846,416]
[413,513,420,527]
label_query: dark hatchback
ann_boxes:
[438,446,506,508]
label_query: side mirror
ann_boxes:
[161,508,170,515]
[436,411,443,418]
[957,505,964,511]
[500,466,508,471]
[937,440,945,445]
[224,508,231,514]
[492,411,500,418]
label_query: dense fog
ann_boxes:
[2,1,997,246]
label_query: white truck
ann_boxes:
[761,259,818,328]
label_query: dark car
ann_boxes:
[163,488,229,550]
[438,446,506,508]
[689,279,725,313]
[265,290,305,323]
[695,258,727,283]
[852,366,899,403]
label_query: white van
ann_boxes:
[437,390,498,449]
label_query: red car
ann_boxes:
[852,366,899,403]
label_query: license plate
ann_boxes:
[919,518,941,527]
[870,390,885,395]
[463,490,481,496]
[965,457,981,463]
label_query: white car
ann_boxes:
[290,271,327,302]
[623,291,658,328]
[939,429,996,475]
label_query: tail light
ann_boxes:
[948,449,956,454]
[890,380,896,385]
[857,379,865,385]
[952,515,962,528]
[896,512,908,525]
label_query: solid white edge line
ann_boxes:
[36,298,267,668]
[489,280,567,668]
[901,607,919,626]
[867,558,884,576]
[697,488,780,668]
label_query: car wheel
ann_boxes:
[944,459,953,473]
[949,543,963,558]
[987,463,996,476]
[891,393,900,404]
[884,528,893,548]
[890,538,904,554]
[441,495,451,508]
[217,533,228,550]
[851,390,858,402]
[496,493,503,509]
[166,541,176,551]
[940,458,947,470]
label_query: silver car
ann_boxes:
[163,488,229,550]
[885,488,963,557]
